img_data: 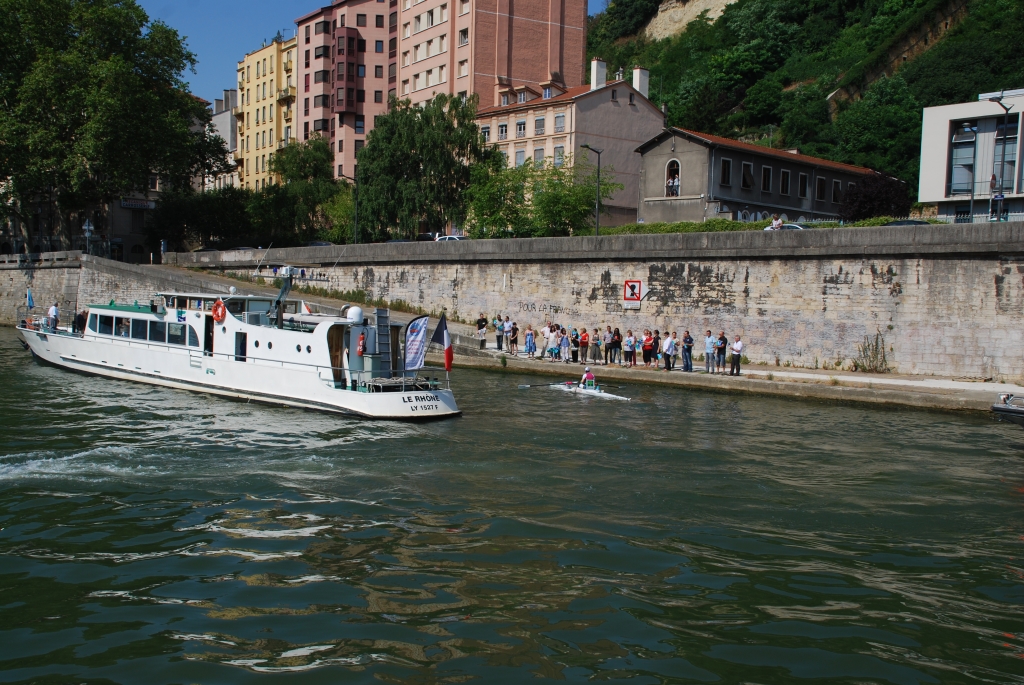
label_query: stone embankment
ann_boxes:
[3,223,1023,414]
[166,223,1024,382]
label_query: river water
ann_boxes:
[0,327,1022,684]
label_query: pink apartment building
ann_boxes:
[296,0,585,180]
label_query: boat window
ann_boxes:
[167,323,186,345]
[189,299,204,310]
[175,297,189,310]
[249,300,272,313]
[188,326,200,347]
[164,296,175,307]
[88,314,98,332]
[226,300,246,315]
[149,321,166,342]
[115,317,131,337]
[284,302,299,314]
[131,319,147,340]
[98,315,113,335]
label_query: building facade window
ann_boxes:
[355,115,365,134]
[534,148,544,164]
[993,116,1018,192]
[458,28,468,45]
[831,179,842,203]
[719,158,732,186]
[500,94,508,106]
[481,125,490,143]
[534,117,544,135]
[741,162,754,189]
[554,145,564,166]
[518,92,526,103]
[376,14,385,27]
[543,87,551,99]
[554,113,564,132]
[815,176,826,201]
[356,13,367,26]
[515,150,525,166]
[761,166,772,192]
[949,121,977,195]
[458,59,468,77]
[516,120,526,137]
[780,169,791,195]
[498,124,507,140]
[798,173,808,198]
[375,40,384,53]
[375,65,384,78]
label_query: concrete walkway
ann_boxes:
[430,342,1013,413]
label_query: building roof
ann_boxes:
[476,79,662,118]
[637,127,876,176]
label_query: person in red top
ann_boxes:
[579,328,589,365]
[641,330,655,367]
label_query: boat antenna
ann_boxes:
[251,242,273,279]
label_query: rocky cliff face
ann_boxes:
[642,0,736,41]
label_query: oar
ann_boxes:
[518,381,574,389]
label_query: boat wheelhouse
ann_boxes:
[18,286,459,420]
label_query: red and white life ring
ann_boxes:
[212,299,227,323]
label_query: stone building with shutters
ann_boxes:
[635,128,875,224]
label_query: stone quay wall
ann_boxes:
[163,223,1024,381]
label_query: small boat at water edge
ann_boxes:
[17,275,459,420]
[553,381,630,401]
[991,393,1024,428]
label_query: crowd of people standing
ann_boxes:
[476,314,746,376]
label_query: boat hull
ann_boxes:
[19,327,460,420]
[991,403,1024,428]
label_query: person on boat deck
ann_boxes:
[47,302,59,331]
[580,366,595,387]
[117,320,130,337]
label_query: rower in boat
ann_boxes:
[580,366,596,389]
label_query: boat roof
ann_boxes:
[87,302,160,314]
[157,292,280,300]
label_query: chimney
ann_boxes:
[214,98,224,114]
[590,58,607,91]
[633,66,649,99]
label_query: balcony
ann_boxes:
[283,109,292,122]
[232,148,244,162]
[282,59,293,72]
[277,137,293,150]
[232,105,244,119]
[277,85,297,102]
[498,132,508,140]
[515,130,525,138]
[535,127,545,136]
[554,124,565,133]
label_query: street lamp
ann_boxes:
[580,143,603,237]
[988,93,1014,222]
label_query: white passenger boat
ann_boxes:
[17,275,459,420]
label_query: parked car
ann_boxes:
[764,223,809,231]
[435,235,467,241]
[415,233,437,241]
[884,219,930,226]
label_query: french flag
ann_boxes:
[430,312,453,372]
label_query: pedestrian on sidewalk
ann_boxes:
[589,328,602,364]
[603,326,614,365]
[579,328,589,364]
[503,316,512,351]
[570,327,580,363]
[730,334,744,376]
[704,330,716,373]
[493,314,504,351]
[538,322,550,360]
[624,330,636,367]
[682,330,694,372]
[611,327,623,365]
[524,325,536,358]
[662,332,676,371]
[476,313,487,349]
[547,326,559,361]
[641,330,654,366]
[716,331,728,373]
[652,330,662,368]
[560,327,571,363]
[510,322,519,355]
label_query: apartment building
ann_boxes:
[919,88,1023,222]
[207,89,239,190]
[635,128,874,223]
[474,60,664,224]
[398,0,585,108]
[295,2,392,181]
[235,35,299,190]
[295,0,585,182]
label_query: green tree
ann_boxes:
[0,0,230,245]
[268,136,339,240]
[464,156,535,238]
[532,154,622,237]
[358,94,485,238]
[319,183,355,244]
[832,76,921,185]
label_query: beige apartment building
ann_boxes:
[474,60,664,224]
[235,35,299,190]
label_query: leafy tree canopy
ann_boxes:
[0,0,230,240]
[357,94,487,239]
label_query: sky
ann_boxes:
[137,0,603,106]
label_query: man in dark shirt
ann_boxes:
[476,313,487,349]
[652,330,661,367]
[715,331,728,373]
[682,330,694,372]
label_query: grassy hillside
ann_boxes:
[587,0,1024,191]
